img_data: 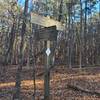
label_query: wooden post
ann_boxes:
[44,40,51,100]
[34,26,57,100]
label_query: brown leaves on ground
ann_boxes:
[0,66,100,100]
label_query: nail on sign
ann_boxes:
[46,48,51,56]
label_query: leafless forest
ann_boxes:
[0,0,100,100]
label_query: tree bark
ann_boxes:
[58,0,63,21]
[13,0,29,99]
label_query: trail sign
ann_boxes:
[31,13,65,31]
[34,25,58,100]
[35,26,58,41]
[46,48,51,56]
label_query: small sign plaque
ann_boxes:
[46,48,51,56]
[34,26,58,41]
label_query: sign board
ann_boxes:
[31,13,65,31]
[35,26,58,41]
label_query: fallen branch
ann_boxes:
[67,84,100,97]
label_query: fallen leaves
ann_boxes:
[0,66,100,100]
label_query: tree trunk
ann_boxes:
[58,0,63,21]
[13,0,29,99]
[7,22,16,64]
[79,0,83,68]
[83,0,88,66]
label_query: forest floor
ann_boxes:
[0,65,100,100]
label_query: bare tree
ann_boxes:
[13,0,29,99]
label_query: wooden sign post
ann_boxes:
[34,26,58,100]
[44,40,51,100]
